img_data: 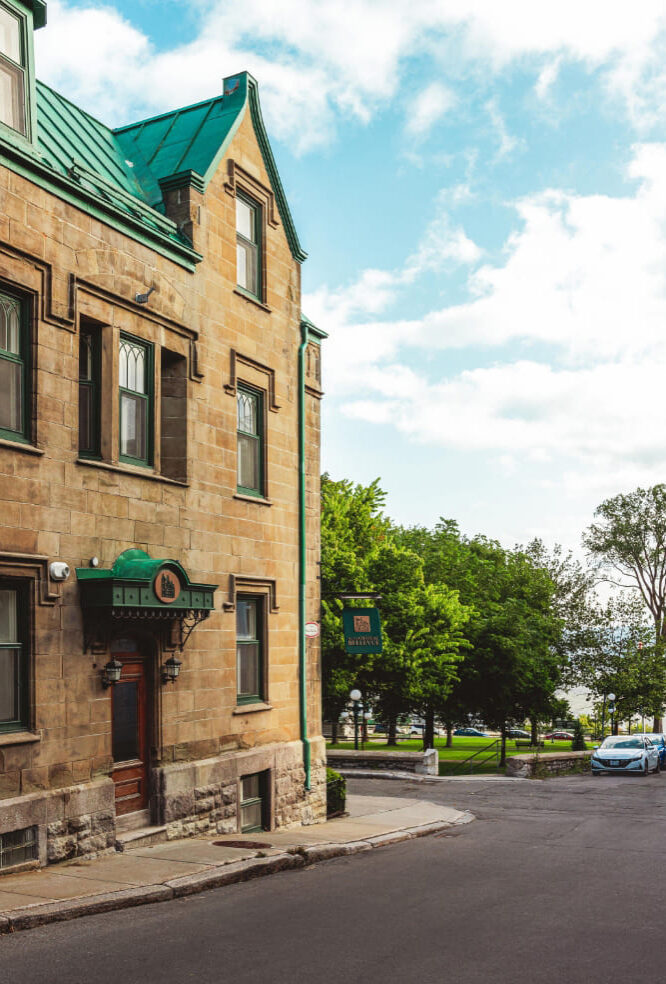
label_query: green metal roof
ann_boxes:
[4,70,305,269]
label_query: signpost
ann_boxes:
[341,606,383,655]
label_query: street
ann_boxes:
[2,773,666,983]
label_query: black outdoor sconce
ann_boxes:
[162,654,182,684]
[101,657,123,688]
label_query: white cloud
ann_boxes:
[308,142,666,487]
[405,82,456,138]
[34,0,666,149]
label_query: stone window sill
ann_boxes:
[0,730,42,747]
[0,437,44,456]
[233,493,272,507]
[233,703,273,715]
[233,288,271,314]
[76,458,189,487]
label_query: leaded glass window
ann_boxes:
[0,291,25,438]
[237,596,263,703]
[237,387,262,495]
[119,336,151,465]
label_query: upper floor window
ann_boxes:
[119,335,152,466]
[236,595,264,704]
[237,386,263,496]
[0,4,26,135]
[78,326,100,458]
[236,194,261,299]
[0,290,28,442]
[0,583,28,733]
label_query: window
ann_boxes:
[240,772,268,833]
[236,194,261,298]
[236,595,264,704]
[237,386,263,496]
[119,335,152,466]
[0,826,37,869]
[0,584,28,733]
[0,3,25,135]
[0,290,28,442]
[78,326,100,458]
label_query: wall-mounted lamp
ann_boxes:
[101,657,123,688]
[162,654,182,684]
[135,286,156,305]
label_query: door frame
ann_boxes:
[109,634,156,819]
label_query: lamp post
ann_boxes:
[608,692,616,737]
[363,710,372,750]
[350,688,362,750]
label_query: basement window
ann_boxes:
[240,772,269,832]
[0,825,37,868]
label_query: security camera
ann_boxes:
[49,562,70,581]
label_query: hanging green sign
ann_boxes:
[342,607,383,654]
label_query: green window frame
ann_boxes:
[236,193,262,300]
[0,289,29,443]
[0,582,29,734]
[236,595,264,704]
[119,334,153,467]
[237,386,263,496]
[240,771,268,833]
[78,326,101,458]
[0,2,26,136]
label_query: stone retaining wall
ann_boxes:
[506,750,592,779]
[327,749,438,776]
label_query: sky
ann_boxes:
[33,0,666,555]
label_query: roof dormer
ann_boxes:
[0,0,45,147]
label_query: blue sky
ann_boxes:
[34,1,666,552]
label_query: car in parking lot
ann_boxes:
[453,727,487,737]
[506,728,530,739]
[591,735,660,775]
[543,731,574,741]
[639,733,666,767]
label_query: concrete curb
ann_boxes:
[0,814,474,935]
[336,769,527,782]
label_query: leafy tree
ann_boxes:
[571,719,587,751]
[568,592,665,733]
[320,475,389,736]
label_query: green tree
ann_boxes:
[320,475,389,736]
[584,484,666,728]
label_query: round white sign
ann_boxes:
[305,622,320,638]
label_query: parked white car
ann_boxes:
[591,735,660,776]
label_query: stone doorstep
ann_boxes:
[115,826,168,852]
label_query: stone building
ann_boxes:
[0,0,327,871]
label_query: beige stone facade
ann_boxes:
[0,19,326,869]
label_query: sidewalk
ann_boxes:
[0,794,473,935]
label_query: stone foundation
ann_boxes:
[154,739,327,839]
[505,750,592,778]
[0,778,116,869]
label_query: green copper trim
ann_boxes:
[247,76,307,264]
[0,141,202,269]
[298,320,311,790]
[159,170,206,195]
[76,548,217,611]
[300,313,328,343]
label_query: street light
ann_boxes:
[608,692,616,736]
[363,710,372,750]
[350,688,362,750]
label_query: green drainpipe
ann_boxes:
[298,321,312,790]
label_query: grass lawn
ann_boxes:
[327,735,579,763]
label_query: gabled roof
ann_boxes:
[19,71,305,269]
[115,73,307,262]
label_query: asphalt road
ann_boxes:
[2,772,666,984]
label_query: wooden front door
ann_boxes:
[111,646,150,817]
